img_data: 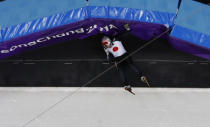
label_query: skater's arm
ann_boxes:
[104,48,109,56]
[104,48,115,62]
[104,48,110,62]
[112,23,131,40]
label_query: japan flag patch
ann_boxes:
[112,47,119,52]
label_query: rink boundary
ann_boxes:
[1,87,210,93]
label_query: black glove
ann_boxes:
[124,23,131,31]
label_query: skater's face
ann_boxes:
[102,36,112,48]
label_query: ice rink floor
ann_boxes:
[0,87,210,127]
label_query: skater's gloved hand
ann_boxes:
[124,24,130,31]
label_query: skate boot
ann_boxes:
[141,76,150,87]
[124,85,135,95]
[124,85,132,91]
[141,76,147,83]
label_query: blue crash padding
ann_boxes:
[1,5,176,42]
[174,0,210,35]
[89,0,179,13]
[0,0,180,42]
[171,25,210,49]
[1,7,89,42]
[88,6,176,26]
[171,0,210,48]
[89,0,179,26]
[0,0,86,29]
[0,29,2,42]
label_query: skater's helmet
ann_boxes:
[101,36,111,47]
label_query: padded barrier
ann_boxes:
[0,0,179,59]
[0,0,86,28]
[89,0,179,14]
[0,6,177,42]
[170,0,210,60]
[1,7,89,42]
[88,6,176,26]
[0,19,167,59]
[0,29,2,42]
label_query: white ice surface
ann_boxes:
[0,87,210,127]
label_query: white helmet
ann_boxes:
[101,36,111,47]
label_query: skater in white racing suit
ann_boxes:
[101,36,148,92]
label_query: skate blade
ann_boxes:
[144,78,150,87]
[125,89,135,95]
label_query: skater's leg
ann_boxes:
[126,57,143,77]
[117,62,129,86]
[126,57,150,86]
